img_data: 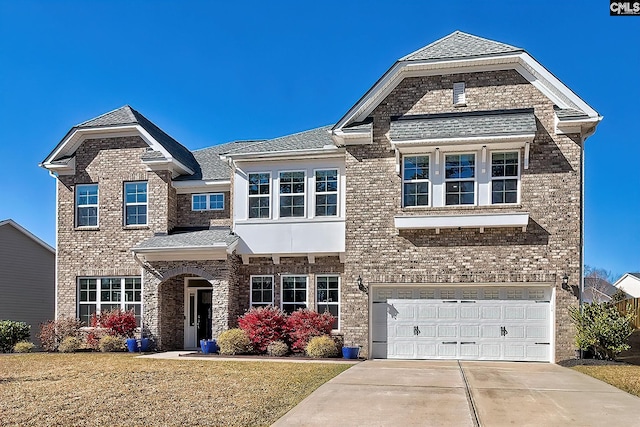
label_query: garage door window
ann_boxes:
[281,276,307,314]
[316,275,339,330]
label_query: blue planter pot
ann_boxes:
[200,339,218,354]
[139,338,150,352]
[126,338,139,353]
[342,346,360,359]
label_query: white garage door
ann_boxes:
[371,286,552,362]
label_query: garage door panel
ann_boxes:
[504,344,526,358]
[418,305,438,319]
[527,305,549,320]
[481,325,501,338]
[505,326,525,339]
[438,305,457,318]
[460,343,480,358]
[526,345,550,359]
[480,343,501,358]
[416,343,437,358]
[417,324,437,338]
[438,343,457,357]
[460,305,479,319]
[394,304,415,320]
[391,324,416,338]
[526,326,548,339]
[460,325,479,338]
[437,325,457,338]
[481,306,501,319]
[505,306,526,320]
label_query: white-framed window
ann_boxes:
[250,276,274,307]
[78,277,142,326]
[192,193,224,211]
[124,181,148,225]
[445,153,475,205]
[76,184,98,227]
[491,151,520,204]
[453,82,466,105]
[316,275,339,330]
[248,172,271,219]
[402,155,430,207]
[279,171,305,217]
[281,275,307,314]
[315,169,338,216]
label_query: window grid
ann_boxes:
[250,276,274,307]
[78,277,142,326]
[248,173,271,218]
[403,155,430,207]
[316,275,339,330]
[279,171,305,217]
[124,182,148,225]
[445,154,475,205]
[440,289,456,299]
[491,152,519,204]
[281,276,307,314]
[192,193,224,211]
[76,184,98,227]
[315,169,338,216]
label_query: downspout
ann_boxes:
[50,171,59,320]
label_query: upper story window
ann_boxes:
[279,171,305,217]
[192,193,224,211]
[403,156,430,207]
[281,275,307,314]
[453,82,466,105]
[76,184,98,227]
[248,173,271,218]
[491,152,519,204]
[316,275,339,330]
[250,276,274,308]
[315,169,338,216]
[124,181,148,226]
[78,277,142,326]
[445,154,475,205]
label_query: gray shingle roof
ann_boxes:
[401,31,523,62]
[132,227,237,251]
[174,140,261,181]
[554,106,590,120]
[140,150,167,161]
[630,273,640,279]
[222,125,334,156]
[45,106,199,175]
[390,109,536,141]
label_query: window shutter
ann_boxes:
[453,82,465,105]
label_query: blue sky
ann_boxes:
[0,1,638,277]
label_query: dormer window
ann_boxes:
[453,82,466,105]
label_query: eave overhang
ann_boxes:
[221,146,345,162]
[171,180,231,194]
[395,212,530,233]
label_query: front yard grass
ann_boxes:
[0,353,350,427]
[572,365,640,397]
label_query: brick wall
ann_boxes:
[176,192,231,228]
[342,70,583,361]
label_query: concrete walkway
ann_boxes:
[272,360,640,427]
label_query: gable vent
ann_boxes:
[453,82,466,105]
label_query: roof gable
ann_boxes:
[401,31,522,62]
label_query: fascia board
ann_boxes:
[394,212,530,230]
[391,133,534,150]
[132,244,230,253]
[173,180,231,194]
[134,125,194,175]
[223,147,345,161]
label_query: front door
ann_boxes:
[184,281,213,349]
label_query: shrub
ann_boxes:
[286,310,334,353]
[218,328,252,355]
[0,320,31,353]
[569,302,636,360]
[238,306,288,353]
[86,328,108,350]
[98,310,137,338]
[267,340,289,357]
[305,335,339,358]
[99,335,125,352]
[13,341,35,353]
[58,336,82,353]
[39,317,83,352]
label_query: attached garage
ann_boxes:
[370,286,553,362]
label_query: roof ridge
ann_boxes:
[221,124,334,155]
[76,105,135,127]
[192,140,266,153]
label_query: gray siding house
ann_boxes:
[0,220,55,344]
[41,32,601,362]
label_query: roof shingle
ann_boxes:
[132,227,237,251]
[401,31,522,62]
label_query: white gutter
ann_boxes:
[221,147,344,161]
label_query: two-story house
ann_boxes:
[41,31,600,362]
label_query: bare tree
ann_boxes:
[584,265,616,303]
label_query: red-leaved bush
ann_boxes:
[39,317,83,352]
[97,310,137,338]
[286,309,334,353]
[238,306,288,353]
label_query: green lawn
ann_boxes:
[0,353,350,427]
[572,365,640,397]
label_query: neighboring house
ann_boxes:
[40,31,601,362]
[613,273,640,298]
[582,276,624,303]
[0,220,55,344]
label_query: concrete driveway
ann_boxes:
[272,360,640,427]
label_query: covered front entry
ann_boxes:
[371,286,553,362]
[184,278,213,349]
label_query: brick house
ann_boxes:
[41,31,600,362]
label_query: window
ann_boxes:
[281,276,307,314]
[403,156,429,207]
[316,275,339,329]
[445,154,475,205]
[279,171,305,217]
[453,82,466,105]
[78,277,142,326]
[315,169,338,216]
[192,193,224,211]
[124,182,147,225]
[248,173,270,218]
[76,184,98,227]
[491,152,519,204]
[250,276,274,307]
